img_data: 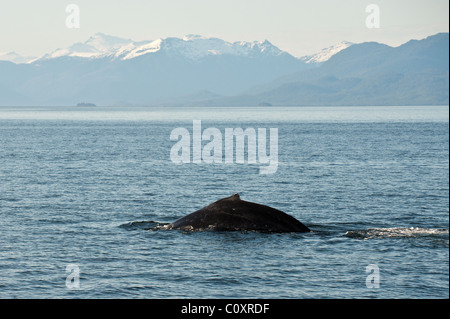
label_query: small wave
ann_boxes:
[119,220,170,231]
[345,227,449,240]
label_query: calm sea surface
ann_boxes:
[0,106,448,298]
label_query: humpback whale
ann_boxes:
[167,194,310,233]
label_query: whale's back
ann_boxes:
[169,194,310,233]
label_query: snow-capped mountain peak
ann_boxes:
[5,35,354,65]
[236,39,284,56]
[0,51,36,64]
[119,39,162,60]
[85,32,134,51]
[30,34,289,63]
[301,41,353,63]
[118,35,285,60]
[182,34,210,41]
[31,33,135,62]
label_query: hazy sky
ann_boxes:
[0,0,448,57]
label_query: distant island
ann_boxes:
[76,102,96,107]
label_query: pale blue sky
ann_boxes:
[0,0,448,57]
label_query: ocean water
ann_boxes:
[0,106,448,299]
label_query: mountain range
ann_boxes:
[0,32,448,106]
